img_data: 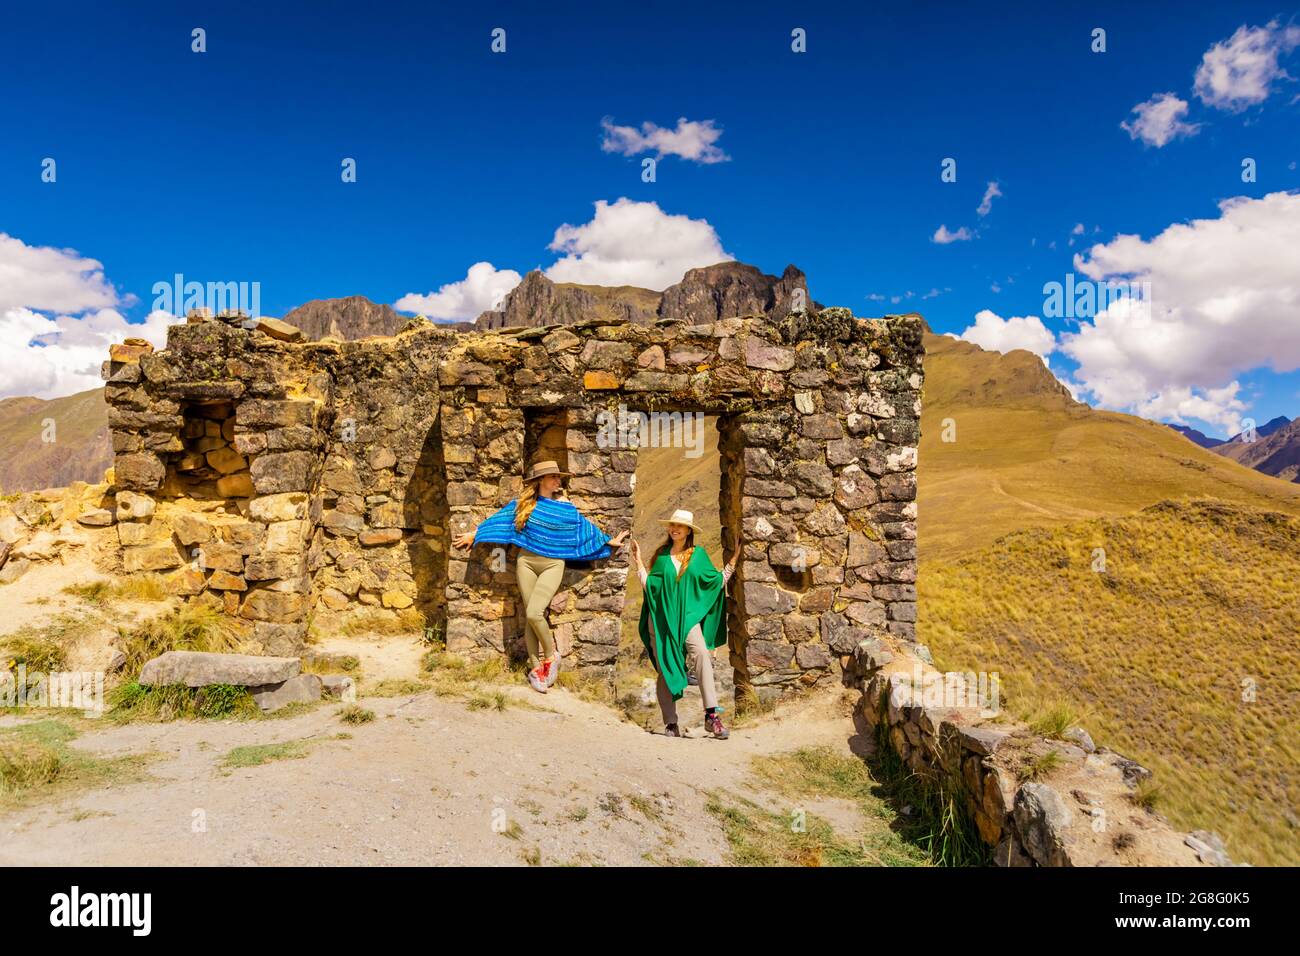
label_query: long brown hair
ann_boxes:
[653,530,695,581]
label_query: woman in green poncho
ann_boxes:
[632,508,737,739]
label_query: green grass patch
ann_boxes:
[2,612,100,674]
[338,704,374,724]
[220,740,311,769]
[107,681,259,722]
[364,678,430,698]
[1017,749,1064,783]
[866,728,991,867]
[62,581,112,606]
[745,747,937,866]
[1026,702,1081,740]
[705,789,916,867]
[0,718,153,806]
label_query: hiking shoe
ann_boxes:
[664,723,682,737]
[527,665,548,694]
[705,712,729,739]
[542,656,560,687]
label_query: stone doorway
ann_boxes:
[614,410,750,715]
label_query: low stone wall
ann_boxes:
[852,634,1235,867]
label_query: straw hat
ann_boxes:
[524,459,571,482]
[658,508,703,534]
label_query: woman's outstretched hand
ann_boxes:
[608,530,629,548]
[630,539,641,564]
[452,530,476,550]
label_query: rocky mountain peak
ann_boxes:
[282,296,407,341]
[476,260,819,330]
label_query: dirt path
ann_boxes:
[0,681,870,866]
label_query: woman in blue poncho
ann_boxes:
[452,459,628,693]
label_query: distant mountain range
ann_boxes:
[1166,415,1297,483]
[1213,416,1300,482]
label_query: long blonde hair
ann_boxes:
[515,479,539,531]
[653,531,695,581]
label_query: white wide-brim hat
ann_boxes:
[658,508,703,534]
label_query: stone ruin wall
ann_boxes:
[102,307,925,702]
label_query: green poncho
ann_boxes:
[638,546,728,701]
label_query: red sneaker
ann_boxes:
[705,712,729,739]
[527,663,548,694]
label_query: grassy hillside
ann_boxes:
[918,333,1300,561]
[0,388,111,493]
[560,282,663,323]
[617,420,723,659]
[918,500,1300,866]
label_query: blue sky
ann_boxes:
[2,1,1297,438]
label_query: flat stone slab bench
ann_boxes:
[139,651,301,687]
[138,650,322,712]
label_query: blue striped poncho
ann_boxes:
[472,496,612,561]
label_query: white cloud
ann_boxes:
[600,116,730,164]
[959,309,1056,360]
[1071,222,1086,235]
[0,233,120,314]
[1061,191,1300,434]
[1121,92,1200,147]
[0,307,172,400]
[0,233,174,400]
[1136,382,1248,434]
[544,198,732,290]
[977,181,1002,217]
[1194,21,1300,112]
[395,261,523,320]
[932,224,973,244]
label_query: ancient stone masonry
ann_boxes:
[849,636,1235,867]
[102,305,925,700]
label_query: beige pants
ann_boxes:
[652,623,718,725]
[516,548,565,665]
